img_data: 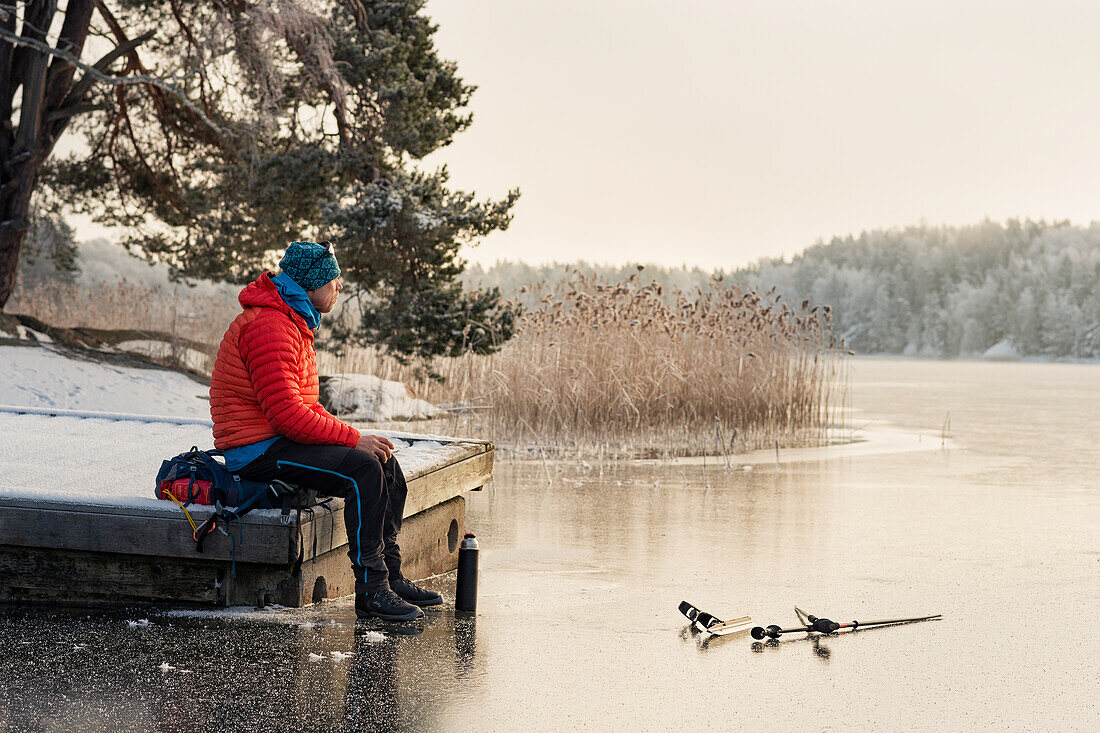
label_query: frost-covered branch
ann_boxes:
[0,23,226,137]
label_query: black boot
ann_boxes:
[355,587,424,621]
[391,576,443,607]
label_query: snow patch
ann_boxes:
[324,374,443,422]
[307,653,326,663]
[330,651,354,661]
[164,606,306,623]
[359,631,387,644]
[0,403,212,426]
[0,345,210,417]
[0,409,463,506]
[982,338,1020,360]
[8,323,54,343]
[128,619,151,629]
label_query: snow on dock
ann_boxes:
[0,405,460,510]
[0,343,468,508]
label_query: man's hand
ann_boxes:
[356,434,395,463]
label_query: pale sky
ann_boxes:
[64,1,1100,271]
[422,0,1100,269]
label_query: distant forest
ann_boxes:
[462,220,1100,359]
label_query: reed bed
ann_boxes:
[325,273,850,458]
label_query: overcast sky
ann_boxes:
[421,0,1100,269]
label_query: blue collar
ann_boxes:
[272,272,321,330]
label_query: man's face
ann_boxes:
[308,277,342,313]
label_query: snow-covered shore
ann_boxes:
[0,344,210,418]
[0,344,454,508]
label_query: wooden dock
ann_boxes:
[0,432,493,607]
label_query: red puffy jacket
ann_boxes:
[209,272,359,450]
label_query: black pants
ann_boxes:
[237,438,408,593]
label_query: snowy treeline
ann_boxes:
[461,261,724,311]
[735,220,1100,359]
[462,220,1100,360]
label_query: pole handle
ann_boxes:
[807,614,840,633]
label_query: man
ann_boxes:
[209,240,441,621]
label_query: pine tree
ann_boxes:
[1,1,518,359]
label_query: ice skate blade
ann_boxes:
[700,616,753,636]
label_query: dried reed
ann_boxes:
[325,273,850,458]
[7,273,239,373]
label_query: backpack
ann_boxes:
[155,446,272,511]
[155,446,327,576]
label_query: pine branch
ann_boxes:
[0,23,227,138]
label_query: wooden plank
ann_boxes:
[0,441,488,519]
[0,504,293,564]
[0,495,468,609]
[286,495,466,607]
[404,448,493,517]
[395,495,466,581]
[0,545,223,605]
[0,496,217,518]
[399,441,489,482]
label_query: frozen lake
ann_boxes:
[1,358,1098,731]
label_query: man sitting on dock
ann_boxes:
[208,240,442,621]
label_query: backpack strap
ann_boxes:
[191,478,327,581]
[193,514,217,552]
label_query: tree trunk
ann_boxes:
[0,0,95,309]
[0,160,40,309]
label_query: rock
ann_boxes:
[318,374,443,422]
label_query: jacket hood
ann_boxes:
[237,272,312,336]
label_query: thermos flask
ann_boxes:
[455,532,479,612]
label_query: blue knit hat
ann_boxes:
[279,241,340,291]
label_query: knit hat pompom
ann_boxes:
[279,241,340,291]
